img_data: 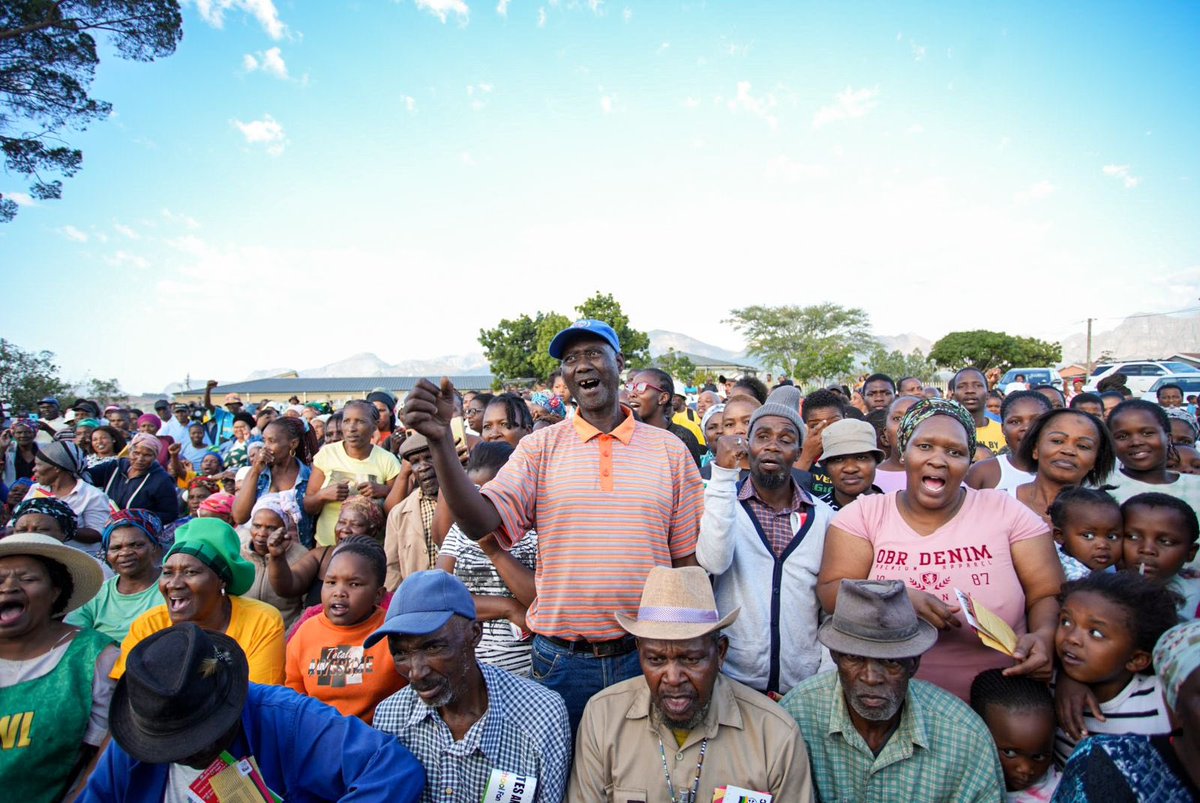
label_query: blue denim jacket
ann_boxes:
[81,684,425,802]
[256,460,315,547]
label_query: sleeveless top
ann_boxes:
[995,453,1035,493]
[0,628,113,800]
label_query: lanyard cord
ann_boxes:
[657,735,708,803]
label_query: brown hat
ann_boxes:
[616,566,739,641]
[818,579,937,659]
[820,419,885,462]
[398,431,430,459]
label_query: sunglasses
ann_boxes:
[625,381,665,395]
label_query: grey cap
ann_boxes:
[748,385,804,440]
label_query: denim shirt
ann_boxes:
[256,460,315,547]
[81,684,425,803]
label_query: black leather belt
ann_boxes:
[541,634,637,657]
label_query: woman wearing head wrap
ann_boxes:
[224,412,258,471]
[86,432,180,527]
[818,397,1065,701]
[699,403,725,471]
[529,391,567,425]
[65,510,166,642]
[30,441,113,553]
[111,518,286,685]
[1056,620,1200,800]
[239,495,309,630]
[2,417,39,486]
[197,491,235,524]
[134,412,176,468]
[0,533,113,801]
[74,417,102,456]
[1165,405,1199,447]
[365,390,398,447]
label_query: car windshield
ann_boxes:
[1164,362,1196,374]
[1091,365,1113,376]
[1152,377,1200,393]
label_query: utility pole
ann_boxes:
[1085,318,1094,375]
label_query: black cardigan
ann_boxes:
[87,459,180,525]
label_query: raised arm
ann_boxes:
[401,378,501,540]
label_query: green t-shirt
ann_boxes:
[65,575,163,644]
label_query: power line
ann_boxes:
[1069,306,1200,326]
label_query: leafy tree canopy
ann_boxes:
[0,0,183,221]
[866,346,934,384]
[0,338,71,412]
[654,348,699,388]
[726,303,878,386]
[928,329,1062,373]
[479,295,650,387]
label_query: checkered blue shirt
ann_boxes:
[373,661,571,803]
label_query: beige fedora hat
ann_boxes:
[616,566,739,640]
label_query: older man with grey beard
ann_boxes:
[780,579,1005,803]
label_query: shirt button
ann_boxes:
[445,788,454,796]
[676,752,684,761]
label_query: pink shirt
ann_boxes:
[833,488,1048,700]
[872,469,907,493]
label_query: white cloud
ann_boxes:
[727,81,778,131]
[61,225,88,242]
[907,123,925,134]
[600,95,613,114]
[911,41,926,61]
[161,208,200,230]
[192,0,286,39]
[588,0,603,13]
[232,115,287,156]
[812,86,879,129]
[402,95,417,113]
[623,7,632,22]
[1015,180,1057,203]
[682,97,700,109]
[656,42,670,55]
[104,250,151,270]
[460,151,476,166]
[537,7,546,27]
[415,0,469,22]
[1102,164,1141,189]
[243,46,288,79]
[6,191,36,207]
[497,0,510,15]
[114,223,140,239]
[467,83,493,110]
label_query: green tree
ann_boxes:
[929,330,1061,373]
[866,347,934,383]
[574,292,652,368]
[479,312,547,387]
[654,348,699,388]
[726,303,879,385]
[85,376,125,407]
[532,312,571,381]
[0,338,71,412]
[1,1,183,221]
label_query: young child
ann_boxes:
[969,669,1059,801]
[1121,492,1200,618]
[285,536,406,723]
[1052,571,1181,766]
[1047,486,1123,581]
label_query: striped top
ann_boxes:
[481,406,704,640]
[1052,672,1172,767]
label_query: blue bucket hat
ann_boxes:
[547,319,621,359]
[364,570,476,648]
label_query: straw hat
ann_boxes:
[616,566,739,640]
[0,533,103,614]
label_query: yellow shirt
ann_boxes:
[112,595,286,685]
[672,409,706,445]
[312,442,402,546]
[976,418,1006,456]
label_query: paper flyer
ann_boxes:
[955,588,1018,656]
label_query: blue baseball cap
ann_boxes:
[38,397,60,406]
[547,318,621,359]
[364,570,477,647]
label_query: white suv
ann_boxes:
[1083,360,1198,394]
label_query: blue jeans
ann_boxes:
[530,635,642,737]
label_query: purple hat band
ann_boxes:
[636,606,720,624]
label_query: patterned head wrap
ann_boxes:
[75,418,102,430]
[701,404,726,432]
[1164,406,1199,440]
[12,497,78,541]
[1153,620,1200,712]
[129,432,161,457]
[201,451,225,471]
[250,494,298,540]
[896,397,978,457]
[36,441,87,478]
[12,418,37,434]
[188,476,221,497]
[531,391,567,418]
[101,509,167,551]
[339,495,385,538]
[198,492,235,517]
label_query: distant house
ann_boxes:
[173,375,496,407]
[653,350,761,382]
[1169,353,1200,370]
[1058,363,1088,381]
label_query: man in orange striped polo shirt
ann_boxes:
[402,319,705,732]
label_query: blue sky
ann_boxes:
[2,0,1198,393]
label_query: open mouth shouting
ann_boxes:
[0,600,27,628]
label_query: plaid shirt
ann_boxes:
[373,661,572,803]
[780,671,1005,802]
[418,492,438,568]
[738,476,810,558]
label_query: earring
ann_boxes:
[221,585,227,597]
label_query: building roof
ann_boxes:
[174,375,496,398]
[654,350,760,373]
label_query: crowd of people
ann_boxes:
[2,318,1199,802]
